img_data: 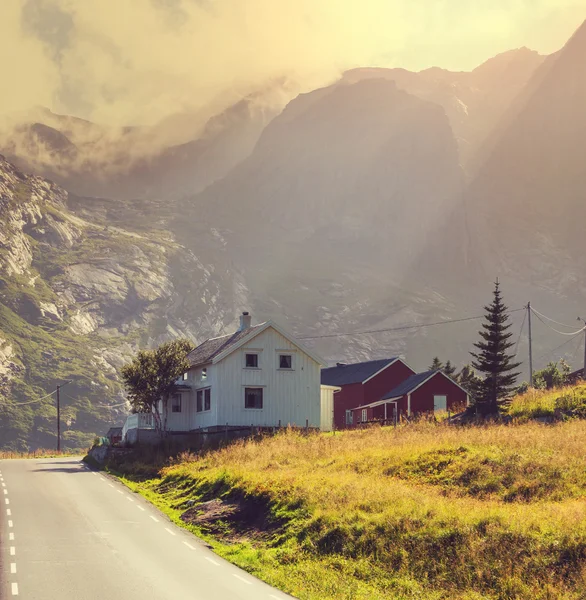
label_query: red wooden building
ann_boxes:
[321,358,416,429]
[353,370,470,424]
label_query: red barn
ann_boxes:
[353,370,470,423]
[321,358,416,429]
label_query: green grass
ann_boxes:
[107,417,586,600]
[508,384,586,421]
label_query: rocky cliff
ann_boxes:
[0,155,247,450]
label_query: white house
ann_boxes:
[123,312,332,441]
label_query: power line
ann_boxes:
[531,310,586,336]
[530,307,577,330]
[535,332,584,363]
[7,388,58,407]
[298,309,525,340]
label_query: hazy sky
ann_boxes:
[1,0,585,126]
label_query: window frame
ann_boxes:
[196,387,211,413]
[244,352,260,369]
[278,353,294,370]
[201,367,207,381]
[171,393,182,413]
[345,409,353,425]
[361,408,368,423]
[244,387,264,410]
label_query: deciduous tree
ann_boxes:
[121,339,194,435]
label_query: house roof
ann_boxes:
[187,320,326,368]
[187,324,266,368]
[321,358,399,386]
[382,370,438,400]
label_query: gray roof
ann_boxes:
[382,370,437,400]
[187,324,265,368]
[321,358,398,386]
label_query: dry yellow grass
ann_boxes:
[115,417,586,599]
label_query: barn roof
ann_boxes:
[187,324,266,368]
[382,370,437,400]
[321,358,399,386]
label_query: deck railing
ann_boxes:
[121,412,155,441]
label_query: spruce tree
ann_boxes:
[470,281,521,414]
[429,357,444,371]
[443,360,457,377]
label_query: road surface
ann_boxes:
[0,457,293,599]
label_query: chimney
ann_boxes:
[239,311,252,331]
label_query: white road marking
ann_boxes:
[117,490,124,495]
[1,482,5,486]
[9,546,15,556]
[270,595,282,599]
[11,582,18,596]
[91,472,97,476]
[164,528,176,536]
[6,508,11,516]
[10,563,16,574]
[183,541,195,550]
[108,484,115,488]
[233,574,253,585]
[126,496,134,502]
[9,532,14,541]
[5,498,9,505]
[3,489,7,494]
[136,505,145,512]
[8,520,13,527]
[205,557,220,566]
[150,516,159,522]
[100,477,107,482]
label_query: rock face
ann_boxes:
[342,48,545,168]
[0,155,247,450]
[182,79,467,363]
[460,21,586,299]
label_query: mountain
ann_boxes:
[1,82,296,201]
[342,48,545,167]
[0,155,247,450]
[461,20,586,298]
[179,78,470,362]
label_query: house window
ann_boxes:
[345,410,353,425]
[245,353,259,368]
[279,354,293,369]
[182,372,188,381]
[361,409,368,423]
[197,388,211,412]
[201,368,207,381]
[245,387,263,409]
[171,394,182,413]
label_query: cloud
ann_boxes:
[1,0,585,129]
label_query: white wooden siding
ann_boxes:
[320,385,339,432]
[214,327,321,428]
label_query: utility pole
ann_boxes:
[56,385,61,452]
[579,318,586,379]
[527,302,534,388]
[55,380,72,453]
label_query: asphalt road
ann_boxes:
[0,457,294,600]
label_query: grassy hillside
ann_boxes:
[110,404,586,600]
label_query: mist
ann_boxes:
[2,0,585,129]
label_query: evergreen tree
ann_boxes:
[471,281,522,414]
[443,360,457,377]
[457,364,482,398]
[429,357,444,371]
